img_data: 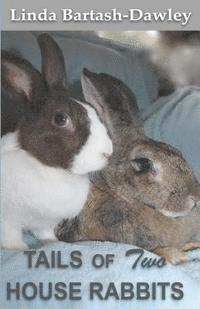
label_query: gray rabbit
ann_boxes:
[56,70,200,264]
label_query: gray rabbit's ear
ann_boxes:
[81,68,113,133]
[1,50,45,105]
[81,68,109,119]
[81,68,142,128]
[37,33,67,89]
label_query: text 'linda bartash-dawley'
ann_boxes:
[10,8,192,25]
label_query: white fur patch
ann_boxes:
[71,101,113,175]
[1,132,90,248]
[159,208,191,218]
[153,162,163,183]
[1,102,113,248]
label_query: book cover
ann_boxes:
[1,0,200,308]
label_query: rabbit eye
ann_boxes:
[131,158,154,173]
[53,112,71,127]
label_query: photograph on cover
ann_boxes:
[1,31,200,307]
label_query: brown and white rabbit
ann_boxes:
[1,34,113,249]
[56,70,200,264]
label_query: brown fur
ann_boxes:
[19,89,90,169]
[57,169,200,255]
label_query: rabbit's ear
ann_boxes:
[81,69,142,128]
[81,68,114,136]
[38,33,67,89]
[1,50,45,104]
[81,68,108,119]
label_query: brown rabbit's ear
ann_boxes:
[37,33,67,89]
[1,50,45,104]
[81,68,114,135]
[81,68,108,119]
[81,68,143,128]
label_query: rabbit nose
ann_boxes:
[195,200,200,207]
[102,152,111,159]
[190,198,200,209]
[190,185,200,207]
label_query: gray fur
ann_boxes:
[56,71,200,262]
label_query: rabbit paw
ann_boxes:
[55,217,80,242]
[153,247,189,265]
[182,241,200,252]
